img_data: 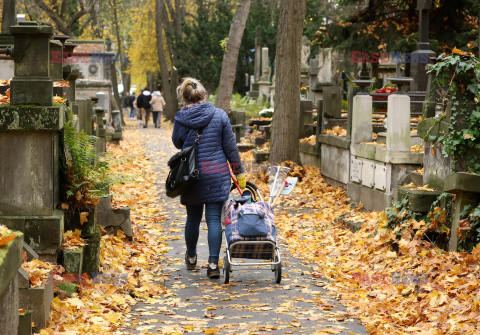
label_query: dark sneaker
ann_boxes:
[207,263,220,278]
[185,253,197,270]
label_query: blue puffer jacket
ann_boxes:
[172,102,244,206]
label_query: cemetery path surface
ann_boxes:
[121,124,367,334]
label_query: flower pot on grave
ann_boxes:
[397,186,443,213]
[253,150,270,163]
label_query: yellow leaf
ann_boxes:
[79,212,89,225]
[0,235,16,247]
[204,329,219,335]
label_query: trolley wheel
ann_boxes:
[274,256,282,284]
[223,256,231,284]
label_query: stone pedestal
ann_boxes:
[257,81,271,102]
[351,95,373,144]
[0,232,23,335]
[94,106,106,154]
[444,173,480,251]
[10,22,53,106]
[18,270,54,330]
[0,105,65,261]
[386,94,411,153]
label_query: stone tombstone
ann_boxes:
[254,27,262,82]
[10,22,53,106]
[111,110,122,132]
[346,86,361,138]
[351,94,373,144]
[322,86,342,119]
[94,106,107,154]
[76,98,90,134]
[410,0,435,93]
[301,36,311,71]
[317,48,333,85]
[96,92,107,110]
[49,40,63,82]
[386,94,411,153]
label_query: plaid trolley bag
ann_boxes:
[224,200,276,259]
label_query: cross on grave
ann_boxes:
[410,0,436,93]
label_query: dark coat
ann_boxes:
[172,102,244,205]
[136,92,152,109]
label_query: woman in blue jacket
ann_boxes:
[172,77,246,278]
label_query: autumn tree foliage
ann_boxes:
[315,0,480,55]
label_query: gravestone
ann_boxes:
[410,0,435,93]
[0,22,64,261]
[322,86,342,119]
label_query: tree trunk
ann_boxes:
[156,0,176,122]
[111,0,130,96]
[215,0,252,113]
[269,0,306,164]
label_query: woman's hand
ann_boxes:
[235,173,246,190]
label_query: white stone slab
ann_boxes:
[351,95,373,145]
[350,158,363,183]
[361,160,375,188]
[374,163,387,191]
[386,94,411,152]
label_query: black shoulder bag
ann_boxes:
[165,127,205,198]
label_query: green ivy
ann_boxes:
[426,52,480,173]
[61,109,125,210]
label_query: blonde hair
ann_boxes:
[176,77,207,104]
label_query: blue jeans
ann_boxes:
[185,202,223,263]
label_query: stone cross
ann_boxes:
[254,27,262,82]
[410,0,435,92]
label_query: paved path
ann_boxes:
[122,124,367,334]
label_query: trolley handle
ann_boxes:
[229,167,243,196]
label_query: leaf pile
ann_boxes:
[44,128,171,333]
[61,229,86,250]
[246,164,480,334]
[21,259,56,288]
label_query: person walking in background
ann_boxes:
[133,93,141,120]
[129,92,136,120]
[172,77,246,278]
[122,92,131,121]
[137,88,152,128]
[150,91,166,128]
